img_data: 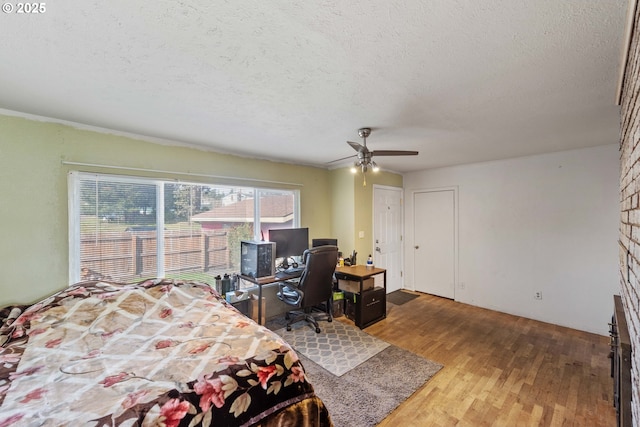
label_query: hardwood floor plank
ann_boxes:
[364,292,615,426]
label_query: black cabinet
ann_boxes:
[345,287,386,328]
[336,265,386,328]
[611,295,632,427]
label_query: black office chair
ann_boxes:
[276,245,338,333]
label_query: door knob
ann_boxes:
[414,245,419,249]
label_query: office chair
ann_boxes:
[276,245,338,333]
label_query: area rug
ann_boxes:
[275,320,390,376]
[387,290,420,305]
[302,345,442,427]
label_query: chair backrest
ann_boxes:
[297,245,338,307]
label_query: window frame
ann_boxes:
[68,171,300,284]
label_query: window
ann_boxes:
[68,172,299,284]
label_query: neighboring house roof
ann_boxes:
[191,195,293,224]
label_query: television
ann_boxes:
[312,238,338,247]
[268,227,309,268]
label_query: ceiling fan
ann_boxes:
[329,128,419,185]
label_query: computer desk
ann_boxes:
[335,265,387,328]
[238,271,303,325]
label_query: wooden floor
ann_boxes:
[362,292,615,427]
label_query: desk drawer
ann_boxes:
[338,277,374,294]
[359,287,385,327]
[345,287,386,328]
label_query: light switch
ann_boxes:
[358,231,365,238]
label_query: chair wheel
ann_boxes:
[287,325,292,331]
[315,327,321,333]
[328,317,333,322]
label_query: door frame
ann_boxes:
[372,184,405,292]
[410,186,459,298]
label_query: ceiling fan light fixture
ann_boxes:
[329,127,419,176]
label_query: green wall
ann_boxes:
[330,168,355,257]
[0,114,402,306]
[330,167,403,262]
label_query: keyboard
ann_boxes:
[275,267,304,279]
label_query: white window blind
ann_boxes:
[68,172,298,284]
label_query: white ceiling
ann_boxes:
[0,1,627,173]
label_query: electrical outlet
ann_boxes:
[459,282,465,290]
[534,291,542,300]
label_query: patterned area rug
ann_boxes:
[275,320,390,376]
[302,345,443,427]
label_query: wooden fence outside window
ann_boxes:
[80,230,231,281]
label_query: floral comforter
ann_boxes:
[0,279,332,426]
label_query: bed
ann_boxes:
[0,279,332,426]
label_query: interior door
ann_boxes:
[373,186,403,293]
[413,189,455,299]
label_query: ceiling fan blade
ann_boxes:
[371,150,419,157]
[326,154,357,164]
[347,140,365,152]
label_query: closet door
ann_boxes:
[413,189,455,299]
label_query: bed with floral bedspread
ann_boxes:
[0,279,332,426]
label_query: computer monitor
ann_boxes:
[268,227,309,267]
[312,238,338,247]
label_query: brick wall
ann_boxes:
[620,5,640,425]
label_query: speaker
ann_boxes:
[240,241,275,278]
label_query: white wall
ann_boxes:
[404,144,619,335]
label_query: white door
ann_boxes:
[373,186,403,293]
[413,189,455,299]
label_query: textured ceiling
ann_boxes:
[0,1,627,173]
